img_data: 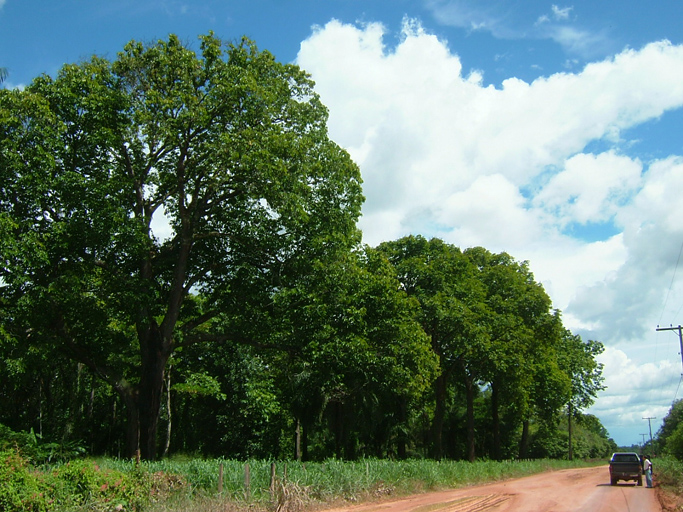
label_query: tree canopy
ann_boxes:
[0,33,363,460]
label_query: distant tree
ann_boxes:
[0,68,7,83]
[529,411,615,459]
[0,33,363,460]
[557,330,605,459]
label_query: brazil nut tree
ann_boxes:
[0,33,363,459]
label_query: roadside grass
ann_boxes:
[651,456,683,491]
[1,448,603,512]
[101,457,601,511]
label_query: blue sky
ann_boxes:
[3,0,683,448]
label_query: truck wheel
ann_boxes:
[611,478,617,486]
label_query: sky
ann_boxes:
[2,0,683,449]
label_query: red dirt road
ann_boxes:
[322,466,661,512]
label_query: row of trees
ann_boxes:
[652,400,683,458]
[0,33,609,461]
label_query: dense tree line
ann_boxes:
[0,33,610,461]
[653,400,683,458]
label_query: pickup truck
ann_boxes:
[609,452,643,486]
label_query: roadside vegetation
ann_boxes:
[1,447,602,512]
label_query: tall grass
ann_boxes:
[650,456,683,491]
[94,456,599,508]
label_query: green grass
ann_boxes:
[96,456,600,508]
[650,456,683,489]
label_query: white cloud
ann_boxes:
[546,25,609,58]
[533,151,642,227]
[297,19,683,445]
[552,5,573,21]
[426,0,514,38]
[588,346,682,442]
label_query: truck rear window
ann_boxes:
[612,454,639,462]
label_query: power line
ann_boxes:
[675,374,683,402]
[656,325,683,372]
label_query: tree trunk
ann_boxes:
[162,365,172,458]
[138,326,170,461]
[567,403,574,461]
[397,397,407,459]
[302,420,309,461]
[123,393,139,458]
[491,380,501,460]
[464,372,476,462]
[295,417,302,461]
[333,400,344,459]
[431,372,447,459]
[519,419,530,459]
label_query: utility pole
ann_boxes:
[643,417,656,453]
[640,433,648,450]
[656,324,683,371]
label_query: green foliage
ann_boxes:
[528,413,614,459]
[0,449,175,511]
[0,449,52,512]
[650,456,683,491]
[657,399,683,457]
[663,421,683,459]
[0,424,86,464]
[0,30,607,461]
[56,459,153,510]
[0,32,363,460]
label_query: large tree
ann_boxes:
[0,33,363,459]
[377,236,489,460]
[271,246,438,459]
[464,247,564,460]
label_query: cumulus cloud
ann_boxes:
[588,346,682,440]
[533,151,642,227]
[297,19,683,444]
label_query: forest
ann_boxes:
[0,33,613,464]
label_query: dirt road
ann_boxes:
[322,465,662,512]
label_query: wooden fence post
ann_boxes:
[270,462,276,493]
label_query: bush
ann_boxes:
[0,423,85,464]
[663,422,683,460]
[0,449,160,512]
[0,448,52,512]
[56,459,153,511]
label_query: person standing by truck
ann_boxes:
[643,455,653,488]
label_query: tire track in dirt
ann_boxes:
[412,494,512,512]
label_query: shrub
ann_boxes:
[0,448,52,512]
[0,423,85,464]
[56,459,153,511]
